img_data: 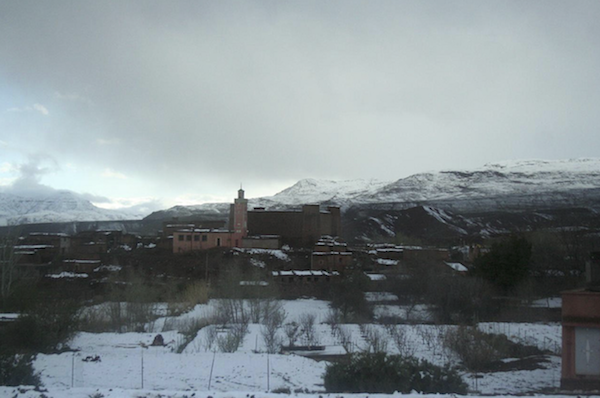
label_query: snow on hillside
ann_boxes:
[266,178,391,206]
[365,158,600,203]
[0,191,147,226]
[5,158,600,225]
[153,158,600,219]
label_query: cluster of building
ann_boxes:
[13,229,144,272]
[170,188,341,252]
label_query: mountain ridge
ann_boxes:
[1,158,599,226]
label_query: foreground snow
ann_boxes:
[22,299,567,396]
[5,387,599,398]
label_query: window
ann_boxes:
[202,235,207,242]
[194,235,199,241]
[178,235,184,241]
[186,235,191,241]
[575,327,600,375]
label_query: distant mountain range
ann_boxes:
[146,158,600,218]
[0,190,144,227]
[2,159,600,243]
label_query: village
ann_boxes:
[1,188,600,395]
[7,188,473,292]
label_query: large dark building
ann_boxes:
[248,205,341,247]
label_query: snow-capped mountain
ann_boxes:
[3,158,600,227]
[359,158,600,205]
[150,158,600,220]
[267,178,390,206]
[0,190,145,226]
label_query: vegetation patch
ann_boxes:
[442,325,546,372]
[324,352,467,394]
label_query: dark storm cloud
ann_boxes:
[1,1,600,197]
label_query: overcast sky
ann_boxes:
[1,1,599,211]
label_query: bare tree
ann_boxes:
[283,322,300,347]
[360,324,388,353]
[338,325,354,354]
[261,306,286,354]
[299,312,320,348]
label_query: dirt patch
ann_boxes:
[482,355,551,372]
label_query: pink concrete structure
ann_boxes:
[173,189,248,253]
[230,188,248,248]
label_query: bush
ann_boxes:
[179,281,210,306]
[0,353,41,386]
[2,299,80,353]
[442,325,543,372]
[324,352,467,394]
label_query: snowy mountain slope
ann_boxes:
[356,158,600,204]
[0,191,145,226]
[4,158,599,226]
[149,158,600,221]
[268,178,390,205]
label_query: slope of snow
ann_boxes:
[155,158,600,219]
[365,158,600,203]
[0,191,147,226]
[266,178,391,206]
[6,158,599,225]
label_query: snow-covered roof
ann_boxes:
[312,251,352,256]
[46,272,89,278]
[375,258,399,266]
[239,281,269,286]
[445,261,468,272]
[14,244,54,249]
[272,270,339,277]
[365,273,387,281]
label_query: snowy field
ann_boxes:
[3,298,574,398]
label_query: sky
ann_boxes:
[1,1,600,212]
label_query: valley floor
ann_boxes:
[1,299,579,397]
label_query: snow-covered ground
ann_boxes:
[3,298,571,398]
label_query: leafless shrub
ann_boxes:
[387,325,415,357]
[204,325,218,351]
[338,325,354,354]
[325,308,342,337]
[299,313,320,348]
[261,299,286,325]
[441,325,501,371]
[260,301,286,353]
[283,322,300,347]
[360,324,388,353]
[217,323,248,353]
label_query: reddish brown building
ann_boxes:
[311,236,352,272]
[173,189,248,253]
[561,252,600,390]
[248,205,341,247]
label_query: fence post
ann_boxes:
[267,353,270,391]
[141,347,144,389]
[208,351,216,390]
[71,352,75,388]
